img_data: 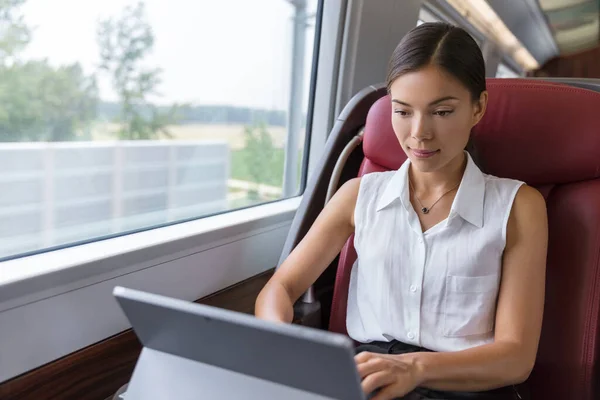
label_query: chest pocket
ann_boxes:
[443,274,499,337]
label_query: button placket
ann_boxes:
[408,235,426,344]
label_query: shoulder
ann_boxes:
[338,176,362,196]
[479,173,546,242]
[482,173,523,190]
[511,185,547,223]
[362,170,397,182]
[359,170,397,190]
[333,177,362,204]
[318,177,363,231]
[334,170,396,203]
[482,171,545,216]
[336,171,396,226]
[355,170,397,204]
[506,184,548,246]
[513,185,546,209]
[482,173,527,204]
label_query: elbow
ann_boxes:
[254,285,266,316]
[506,356,535,386]
[508,368,532,386]
[255,280,275,311]
[495,341,537,385]
[254,279,275,317]
[254,279,295,323]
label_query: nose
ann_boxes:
[411,115,432,141]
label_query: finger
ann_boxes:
[354,351,375,364]
[356,357,388,379]
[370,383,411,400]
[371,385,408,400]
[361,370,396,395]
[356,352,395,365]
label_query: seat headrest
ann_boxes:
[363,79,600,185]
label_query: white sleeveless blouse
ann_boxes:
[346,153,524,352]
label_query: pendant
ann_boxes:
[421,207,429,214]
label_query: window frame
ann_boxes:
[0,0,325,264]
[495,61,522,78]
[498,58,523,77]
[0,197,301,311]
[0,0,347,383]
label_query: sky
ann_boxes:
[20,0,318,110]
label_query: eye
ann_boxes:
[394,110,410,117]
[434,110,453,117]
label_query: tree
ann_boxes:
[97,1,181,140]
[0,0,98,142]
[242,122,277,199]
[0,0,31,65]
[0,61,98,141]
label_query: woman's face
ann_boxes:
[389,64,487,173]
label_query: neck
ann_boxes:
[409,152,467,194]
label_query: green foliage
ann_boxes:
[0,0,31,63]
[241,123,281,199]
[231,147,285,187]
[0,62,98,141]
[97,1,182,140]
[243,123,274,183]
[231,123,305,196]
[0,0,97,142]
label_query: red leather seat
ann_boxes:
[327,79,600,399]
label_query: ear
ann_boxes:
[472,90,488,126]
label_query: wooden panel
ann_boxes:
[0,269,273,400]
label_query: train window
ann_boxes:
[0,0,321,261]
[496,62,521,78]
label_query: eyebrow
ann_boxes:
[391,96,459,107]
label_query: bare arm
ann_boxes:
[410,185,548,391]
[255,178,361,323]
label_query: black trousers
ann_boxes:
[355,341,528,400]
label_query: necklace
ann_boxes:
[409,180,460,214]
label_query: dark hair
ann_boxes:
[386,22,485,167]
[386,22,485,99]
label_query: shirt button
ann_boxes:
[418,238,423,244]
[410,285,417,292]
[407,332,415,340]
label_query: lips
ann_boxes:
[410,148,439,158]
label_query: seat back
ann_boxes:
[328,78,600,399]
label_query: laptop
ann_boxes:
[113,286,366,400]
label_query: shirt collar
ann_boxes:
[376,157,411,213]
[375,152,485,228]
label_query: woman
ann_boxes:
[255,22,548,400]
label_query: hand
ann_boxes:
[355,352,423,400]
